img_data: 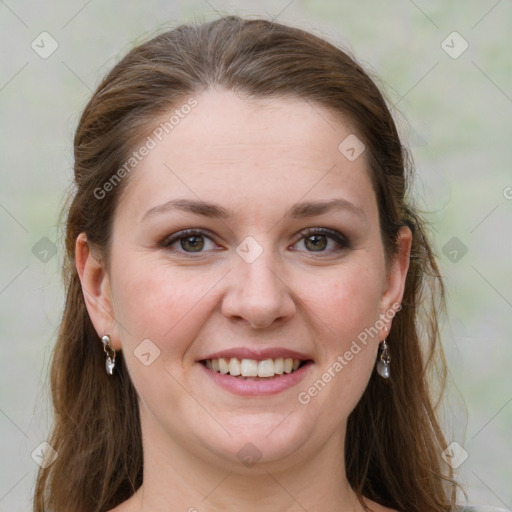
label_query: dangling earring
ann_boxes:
[101,335,116,375]
[376,325,390,379]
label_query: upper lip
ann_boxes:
[200,347,313,361]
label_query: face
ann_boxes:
[79,89,411,473]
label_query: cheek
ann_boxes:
[111,261,225,359]
[301,260,383,341]
[295,261,383,407]
[111,266,217,406]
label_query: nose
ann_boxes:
[221,251,296,329]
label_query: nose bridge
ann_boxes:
[242,251,282,293]
[235,233,281,286]
[222,240,295,328]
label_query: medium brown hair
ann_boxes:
[34,15,457,512]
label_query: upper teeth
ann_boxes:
[204,357,302,377]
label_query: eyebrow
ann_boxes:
[142,197,367,223]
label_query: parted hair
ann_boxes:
[34,15,457,512]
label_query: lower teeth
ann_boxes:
[233,375,279,380]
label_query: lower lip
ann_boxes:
[199,362,312,397]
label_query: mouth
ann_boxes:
[201,357,311,380]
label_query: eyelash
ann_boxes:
[161,228,350,256]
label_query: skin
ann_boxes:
[76,89,412,512]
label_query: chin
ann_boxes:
[197,411,321,470]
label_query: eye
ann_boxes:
[161,229,219,254]
[293,228,349,253]
[161,227,349,256]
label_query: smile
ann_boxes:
[199,354,313,396]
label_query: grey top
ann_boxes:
[457,507,509,512]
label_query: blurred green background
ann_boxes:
[0,1,511,510]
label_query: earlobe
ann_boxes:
[75,233,120,349]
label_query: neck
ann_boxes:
[129,418,366,512]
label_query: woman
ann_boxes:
[33,15,500,512]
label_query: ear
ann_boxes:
[378,225,412,338]
[75,233,121,350]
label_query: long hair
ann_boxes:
[34,15,457,511]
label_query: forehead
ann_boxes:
[115,88,376,222]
